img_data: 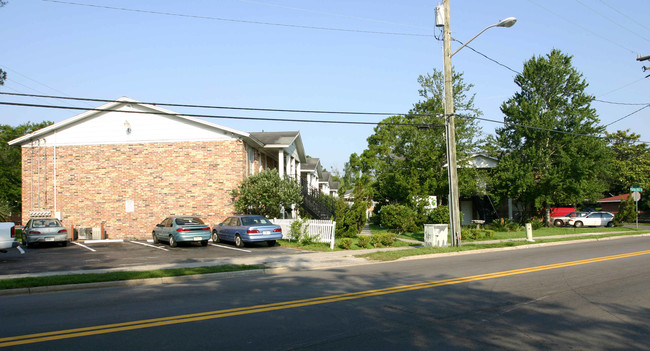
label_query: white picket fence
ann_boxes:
[271,219,336,249]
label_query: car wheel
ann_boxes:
[169,235,177,247]
[212,231,220,243]
[201,240,208,247]
[61,241,68,247]
[267,240,276,247]
[574,221,583,228]
[152,232,159,244]
[235,235,244,248]
[553,219,563,227]
[606,221,614,227]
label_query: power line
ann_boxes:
[0,100,444,127]
[5,98,648,144]
[0,91,410,117]
[604,104,650,127]
[595,99,650,106]
[599,0,650,35]
[575,0,650,44]
[42,0,434,38]
[527,0,637,54]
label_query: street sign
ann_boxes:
[630,187,643,192]
[631,191,641,202]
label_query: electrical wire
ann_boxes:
[527,0,637,54]
[0,91,419,117]
[42,0,434,38]
[575,0,650,44]
[0,100,446,128]
[4,98,649,144]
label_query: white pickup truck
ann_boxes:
[0,222,20,253]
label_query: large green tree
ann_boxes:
[0,121,54,215]
[493,49,611,222]
[605,129,650,195]
[231,170,302,218]
[353,69,483,207]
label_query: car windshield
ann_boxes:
[31,219,62,228]
[241,216,272,226]
[175,217,204,225]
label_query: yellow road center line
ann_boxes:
[2,249,649,347]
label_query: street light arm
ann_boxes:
[451,17,517,57]
[451,24,496,57]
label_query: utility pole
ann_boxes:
[441,0,462,247]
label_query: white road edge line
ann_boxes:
[130,240,169,251]
[72,241,97,252]
[209,243,252,253]
[17,246,25,254]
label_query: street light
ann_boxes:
[439,0,516,246]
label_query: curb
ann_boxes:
[0,267,297,296]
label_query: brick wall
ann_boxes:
[21,140,247,239]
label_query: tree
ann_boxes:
[231,170,302,219]
[0,121,54,214]
[493,49,611,223]
[355,69,483,207]
[335,175,373,238]
[605,129,650,195]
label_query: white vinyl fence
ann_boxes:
[271,219,336,250]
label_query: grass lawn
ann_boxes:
[0,264,263,290]
[357,232,644,261]
[369,223,643,243]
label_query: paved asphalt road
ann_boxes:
[1,237,649,350]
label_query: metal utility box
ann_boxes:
[424,224,449,247]
[91,227,102,240]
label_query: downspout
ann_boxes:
[53,131,57,215]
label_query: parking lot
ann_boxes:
[0,239,301,275]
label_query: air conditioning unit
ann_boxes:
[92,227,102,240]
[77,227,92,240]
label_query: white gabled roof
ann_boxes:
[8,97,256,146]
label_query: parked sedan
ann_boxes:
[152,216,211,247]
[567,211,615,228]
[212,215,282,247]
[23,218,70,247]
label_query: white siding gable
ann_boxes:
[17,100,243,147]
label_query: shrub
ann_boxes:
[339,238,353,250]
[487,218,521,232]
[379,233,396,247]
[357,235,371,248]
[427,205,450,224]
[370,235,383,248]
[462,228,495,240]
[380,204,418,234]
[616,198,636,223]
[289,220,304,241]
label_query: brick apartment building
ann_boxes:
[8,97,306,239]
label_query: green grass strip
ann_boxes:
[0,264,264,290]
[357,232,644,261]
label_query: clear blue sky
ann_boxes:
[2,0,649,173]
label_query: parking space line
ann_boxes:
[17,246,25,254]
[72,242,97,252]
[129,240,169,252]
[209,243,252,253]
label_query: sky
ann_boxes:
[1,0,649,173]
